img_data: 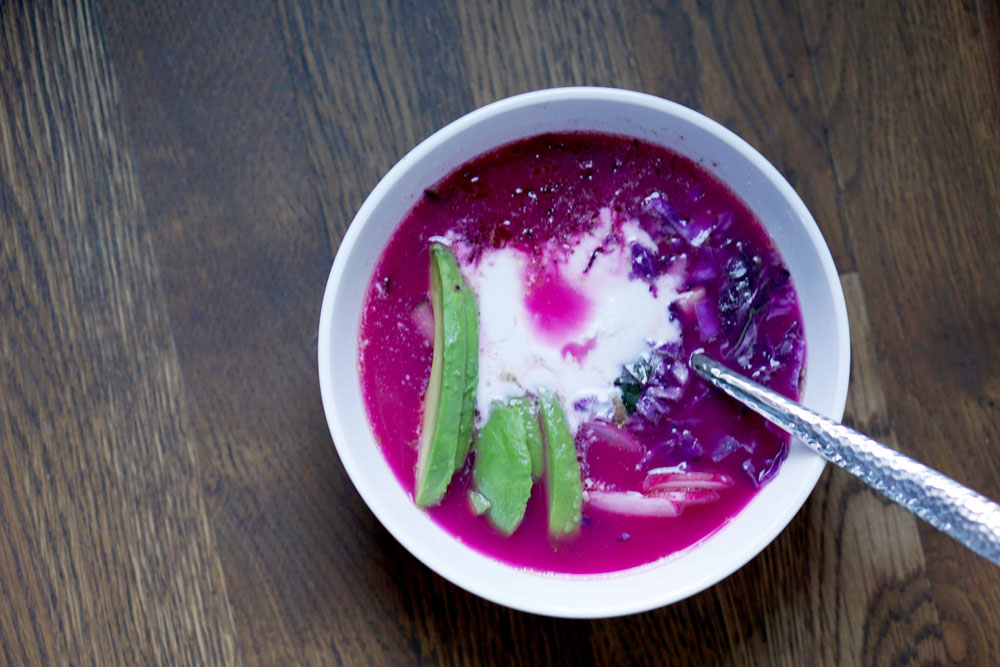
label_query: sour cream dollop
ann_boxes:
[452,208,683,430]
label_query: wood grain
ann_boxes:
[278,0,473,250]
[817,274,945,665]
[2,0,998,664]
[799,4,1000,662]
[0,1,237,663]
[625,0,856,274]
[96,1,351,664]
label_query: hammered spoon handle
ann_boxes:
[690,352,1000,567]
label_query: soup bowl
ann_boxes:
[317,87,850,618]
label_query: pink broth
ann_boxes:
[358,133,805,574]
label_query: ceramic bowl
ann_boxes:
[318,87,850,618]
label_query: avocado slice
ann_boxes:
[538,391,583,541]
[468,490,492,516]
[415,244,469,508]
[508,396,543,479]
[472,402,534,535]
[454,284,479,470]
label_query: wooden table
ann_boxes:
[2,1,998,664]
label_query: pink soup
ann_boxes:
[358,132,805,574]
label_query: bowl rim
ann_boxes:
[318,86,850,617]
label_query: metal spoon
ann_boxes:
[690,352,1000,567]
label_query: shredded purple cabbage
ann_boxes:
[643,192,683,228]
[651,429,703,467]
[629,242,659,282]
[773,323,804,364]
[710,435,755,462]
[740,440,787,487]
[634,386,675,423]
[718,253,766,333]
[654,340,683,360]
[644,192,715,245]
[608,188,804,485]
[615,346,694,426]
[688,248,720,283]
[694,298,721,340]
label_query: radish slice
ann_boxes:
[578,421,644,488]
[411,301,435,343]
[576,420,642,453]
[586,491,681,517]
[646,488,720,505]
[642,470,735,492]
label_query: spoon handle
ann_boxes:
[690,353,1000,567]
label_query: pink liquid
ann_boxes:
[523,263,590,342]
[358,133,805,574]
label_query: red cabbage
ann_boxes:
[643,192,715,246]
[617,348,692,425]
[728,308,763,369]
[772,323,804,364]
[751,322,805,385]
[635,389,671,423]
[629,242,659,282]
[688,248,720,284]
[711,434,755,462]
[694,297,721,340]
[643,192,683,228]
[741,440,788,487]
[654,340,683,360]
[643,429,703,466]
[715,209,735,233]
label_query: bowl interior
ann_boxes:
[318,88,849,618]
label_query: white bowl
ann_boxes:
[318,87,850,618]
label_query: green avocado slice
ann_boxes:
[454,283,479,470]
[468,490,492,515]
[415,244,469,508]
[472,402,534,535]
[508,396,543,479]
[539,391,583,541]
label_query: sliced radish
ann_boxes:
[578,420,644,488]
[576,420,642,453]
[646,488,720,506]
[586,491,681,518]
[642,470,735,492]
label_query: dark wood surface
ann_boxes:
[2,0,998,664]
